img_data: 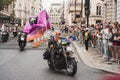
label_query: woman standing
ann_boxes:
[113,28,120,63]
[107,27,114,61]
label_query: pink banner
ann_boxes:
[37,10,51,29]
[23,10,51,41]
[23,10,50,34]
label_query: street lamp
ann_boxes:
[81,0,83,18]
[85,0,90,27]
[75,0,76,21]
[72,0,77,24]
[61,0,65,25]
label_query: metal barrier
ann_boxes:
[96,39,104,55]
[95,38,120,61]
[77,34,120,62]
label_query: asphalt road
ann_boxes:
[0,35,114,80]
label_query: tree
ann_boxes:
[0,0,15,11]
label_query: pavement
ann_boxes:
[72,41,120,74]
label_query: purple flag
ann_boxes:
[23,10,51,34]
[23,21,32,33]
[23,10,51,41]
[37,10,51,29]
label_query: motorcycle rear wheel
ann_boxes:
[2,38,5,42]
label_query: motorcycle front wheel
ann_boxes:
[66,59,77,76]
[47,60,54,70]
[1,38,5,42]
[47,49,55,70]
[19,42,25,51]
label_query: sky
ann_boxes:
[42,0,64,11]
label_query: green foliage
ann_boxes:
[0,0,15,11]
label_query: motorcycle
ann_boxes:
[1,31,9,42]
[44,36,77,76]
[13,31,18,37]
[18,32,27,50]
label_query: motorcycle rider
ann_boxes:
[1,25,9,42]
[18,27,27,42]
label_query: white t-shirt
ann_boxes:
[101,28,109,44]
[101,28,109,40]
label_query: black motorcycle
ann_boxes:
[18,32,27,50]
[1,31,9,42]
[44,36,77,76]
[13,31,18,37]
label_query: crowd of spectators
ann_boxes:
[60,21,120,64]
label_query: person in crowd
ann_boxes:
[96,28,103,54]
[83,28,91,51]
[69,26,72,33]
[75,27,80,41]
[1,24,5,34]
[112,22,118,34]
[113,28,120,63]
[100,24,109,59]
[79,25,85,45]
[90,24,95,31]
[72,29,77,41]
[91,30,97,48]
[107,26,115,61]
[64,26,68,33]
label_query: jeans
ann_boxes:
[102,40,109,58]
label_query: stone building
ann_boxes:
[14,0,43,26]
[48,3,62,24]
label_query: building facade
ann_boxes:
[66,0,81,26]
[0,2,15,26]
[102,0,117,22]
[117,0,120,22]
[87,0,104,24]
[48,3,62,24]
[14,0,43,26]
[66,0,104,25]
[0,4,13,16]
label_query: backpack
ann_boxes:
[84,31,91,40]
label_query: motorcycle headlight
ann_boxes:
[3,33,6,35]
[58,39,61,43]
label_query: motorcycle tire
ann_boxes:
[5,38,8,42]
[66,59,77,76]
[47,60,54,70]
[19,42,25,51]
[2,39,5,42]
[13,32,17,37]
[2,37,7,42]
[48,49,55,70]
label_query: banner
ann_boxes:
[37,10,51,30]
[23,10,51,42]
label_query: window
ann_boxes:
[19,3,21,7]
[96,3,101,15]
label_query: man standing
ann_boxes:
[64,26,68,33]
[100,24,109,59]
[84,28,90,51]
